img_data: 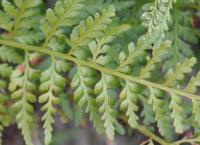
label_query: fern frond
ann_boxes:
[185,72,200,93]
[95,72,117,140]
[41,0,85,47]
[90,36,113,63]
[0,46,23,64]
[39,1,86,143]
[163,57,196,87]
[0,94,13,145]
[185,72,200,126]
[148,87,172,138]
[140,95,156,126]
[103,24,131,37]
[14,31,43,44]
[139,0,174,48]
[91,38,119,138]
[9,51,39,145]
[193,100,200,126]
[139,40,170,79]
[39,57,67,145]
[120,80,138,128]
[0,0,200,144]
[0,63,13,145]
[68,6,115,52]
[0,63,13,77]
[1,0,42,33]
[39,2,87,144]
[117,42,145,72]
[71,65,104,134]
[2,36,200,143]
[0,0,42,64]
[164,3,199,70]
[169,93,184,133]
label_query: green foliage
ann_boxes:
[0,63,13,144]
[40,0,85,47]
[164,1,199,70]
[71,65,104,134]
[0,0,42,64]
[148,87,172,139]
[9,51,39,145]
[68,5,115,52]
[163,57,196,87]
[39,57,67,145]
[120,81,139,128]
[139,0,174,47]
[0,0,199,145]
[95,73,117,140]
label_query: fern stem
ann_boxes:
[136,125,170,145]
[171,137,200,145]
[0,39,199,101]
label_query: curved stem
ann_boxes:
[171,137,200,145]
[0,39,199,102]
[136,126,170,145]
[117,114,170,145]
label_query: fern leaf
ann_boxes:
[0,63,13,77]
[186,72,200,125]
[39,57,67,145]
[95,72,116,140]
[41,0,85,46]
[0,0,42,65]
[103,24,131,37]
[139,0,174,45]
[164,4,199,70]
[14,31,43,44]
[0,64,13,145]
[193,100,200,126]
[9,51,39,145]
[69,6,115,52]
[89,37,113,63]
[185,72,200,93]
[1,0,42,33]
[148,87,172,138]
[2,0,18,21]
[71,65,104,134]
[40,1,84,144]
[140,95,156,126]
[163,57,197,87]
[0,46,23,64]
[139,40,170,79]
[117,42,145,72]
[120,80,138,128]
[0,0,200,144]
[169,93,183,133]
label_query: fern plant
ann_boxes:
[0,0,200,145]
[164,0,199,70]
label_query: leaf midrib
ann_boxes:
[0,38,199,101]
